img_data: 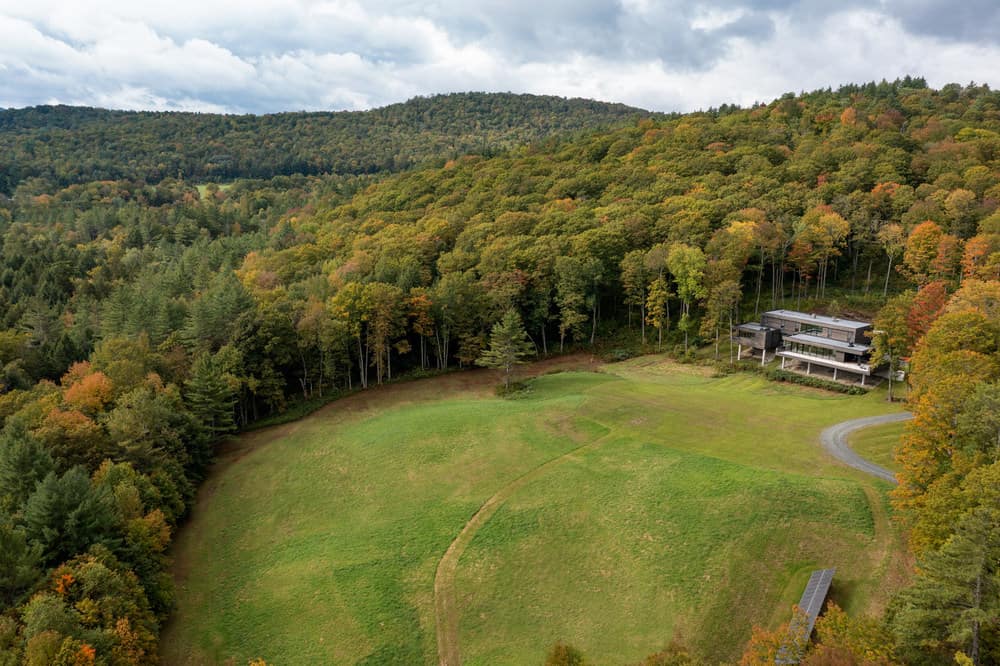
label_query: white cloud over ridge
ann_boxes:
[0,0,997,114]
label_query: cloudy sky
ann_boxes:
[1,0,998,114]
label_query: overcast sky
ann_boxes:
[1,1,999,114]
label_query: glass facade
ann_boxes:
[788,342,834,358]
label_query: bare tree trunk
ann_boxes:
[851,241,859,292]
[300,351,310,399]
[779,259,784,306]
[771,259,778,309]
[683,302,689,352]
[526,331,539,356]
[590,294,598,345]
[435,330,450,369]
[755,258,763,316]
[640,302,646,345]
[357,337,367,389]
[364,341,370,388]
[972,572,982,666]
[318,348,324,397]
[884,255,893,297]
[728,309,734,364]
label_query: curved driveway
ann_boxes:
[434,410,913,664]
[819,412,912,484]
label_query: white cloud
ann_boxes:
[0,1,997,113]
[82,86,231,113]
[689,7,749,31]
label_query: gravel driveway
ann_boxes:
[819,412,913,484]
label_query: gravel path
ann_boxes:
[819,412,913,484]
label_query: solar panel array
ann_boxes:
[775,568,836,664]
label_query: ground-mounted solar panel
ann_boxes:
[775,568,836,664]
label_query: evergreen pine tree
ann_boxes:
[185,353,237,441]
[0,522,42,606]
[477,310,534,390]
[0,429,53,516]
[23,467,119,566]
[893,507,999,665]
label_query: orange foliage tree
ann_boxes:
[894,305,1000,528]
[900,221,944,286]
[906,281,949,345]
[62,372,114,415]
[961,234,1000,281]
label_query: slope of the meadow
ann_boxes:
[848,422,905,474]
[163,358,907,665]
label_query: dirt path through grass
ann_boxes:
[433,431,612,666]
[165,353,602,658]
[435,401,910,665]
[165,356,905,664]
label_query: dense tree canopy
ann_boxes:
[2,77,1000,662]
[0,93,650,196]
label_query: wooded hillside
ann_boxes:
[0,93,650,195]
[1,77,999,663]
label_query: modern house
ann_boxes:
[735,310,876,385]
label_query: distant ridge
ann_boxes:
[0,92,656,194]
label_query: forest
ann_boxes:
[1,77,999,664]
[0,92,650,196]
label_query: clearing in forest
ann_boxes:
[162,357,907,665]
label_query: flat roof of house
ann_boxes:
[763,309,871,330]
[736,322,775,332]
[785,332,871,353]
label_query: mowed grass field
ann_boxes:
[848,421,905,473]
[162,357,908,665]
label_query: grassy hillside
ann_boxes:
[163,358,907,664]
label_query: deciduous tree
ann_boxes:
[901,221,944,287]
[666,243,707,352]
[869,291,914,402]
[645,276,672,352]
[877,222,906,296]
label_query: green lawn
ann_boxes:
[162,358,906,665]
[848,422,904,474]
[195,182,234,198]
